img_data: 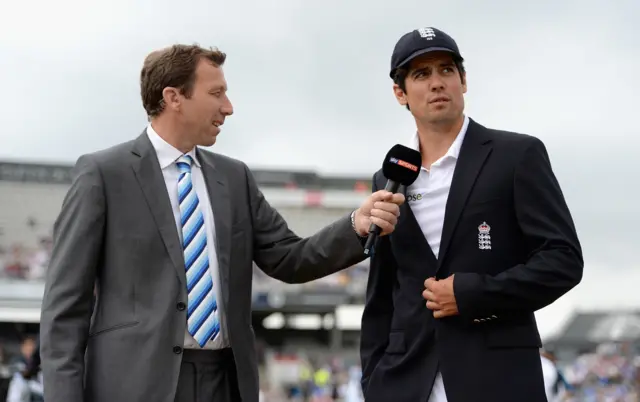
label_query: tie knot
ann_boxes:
[176,155,194,173]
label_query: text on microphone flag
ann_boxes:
[389,157,419,172]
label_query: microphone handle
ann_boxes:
[363,180,400,255]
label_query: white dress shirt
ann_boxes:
[146,124,229,350]
[405,115,470,402]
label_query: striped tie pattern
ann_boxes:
[177,155,220,347]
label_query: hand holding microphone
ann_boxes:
[358,144,422,255]
[353,190,405,237]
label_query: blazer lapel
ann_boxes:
[383,179,438,266]
[197,149,231,308]
[437,120,493,271]
[131,132,187,287]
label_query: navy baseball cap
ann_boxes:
[390,27,463,78]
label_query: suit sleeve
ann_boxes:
[40,154,105,402]
[244,164,367,283]
[453,137,583,317]
[359,174,397,394]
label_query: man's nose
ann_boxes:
[221,98,233,116]
[429,75,445,92]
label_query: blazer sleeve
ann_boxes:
[453,137,583,318]
[39,154,105,402]
[359,173,397,393]
[244,163,367,283]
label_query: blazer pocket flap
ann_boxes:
[385,331,406,354]
[89,320,139,338]
[484,322,541,349]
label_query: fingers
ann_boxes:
[370,190,393,202]
[370,207,398,224]
[370,191,405,205]
[369,216,395,234]
[364,192,405,236]
[373,201,400,215]
[424,277,436,289]
[390,193,405,205]
[369,197,401,234]
[426,300,442,310]
[422,289,436,301]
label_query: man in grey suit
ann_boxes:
[39,44,404,402]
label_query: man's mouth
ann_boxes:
[430,96,450,104]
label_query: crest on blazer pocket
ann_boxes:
[477,222,492,250]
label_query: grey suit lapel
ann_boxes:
[131,132,187,287]
[197,149,231,308]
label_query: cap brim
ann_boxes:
[390,47,463,77]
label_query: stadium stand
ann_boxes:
[2,160,640,400]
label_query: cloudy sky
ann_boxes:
[1,0,639,337]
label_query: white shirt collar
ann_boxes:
[409,114,470,164]
[146,124,200,169]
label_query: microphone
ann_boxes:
[363,144,422,255]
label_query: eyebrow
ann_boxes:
[412,61,455,74]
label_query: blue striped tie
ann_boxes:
[176,155,220,348]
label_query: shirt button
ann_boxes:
[173,346,183,354]
[176,302,186,311]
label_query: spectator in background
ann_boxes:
[8,338,35,371]
[26,237,51,280]
[541,349,568,402]
[0,246,6,276]
[5,370,43,402]
[343,366,364,402]
[0,345,12,401]
[3,246,28,279]
[21,336,40,382]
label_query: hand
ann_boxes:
[354,190,405,236]
[423,275,459,319]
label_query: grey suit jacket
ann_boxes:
[39,131,367,402]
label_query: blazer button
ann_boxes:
[176,302,186,311]
[173,346,183,354]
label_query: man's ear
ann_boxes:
[461,72,467,94]
[162,87,182,112]
[393,84,408,107]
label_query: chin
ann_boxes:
[202,138,216,147]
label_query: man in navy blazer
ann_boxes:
[359,27,583,402]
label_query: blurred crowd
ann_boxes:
[559,343,640,401]
[257,352,364,402]
[253,343,640,402]
[0,239,51,281]
[0,239,370,292]
[0,337,43,402]
[3,237,640,401]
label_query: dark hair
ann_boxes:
[392,57,466,111]
[140,44,227,118]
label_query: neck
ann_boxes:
[416,115,465,167]
[149,116,194,154]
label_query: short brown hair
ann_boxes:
[140,44,226,117]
